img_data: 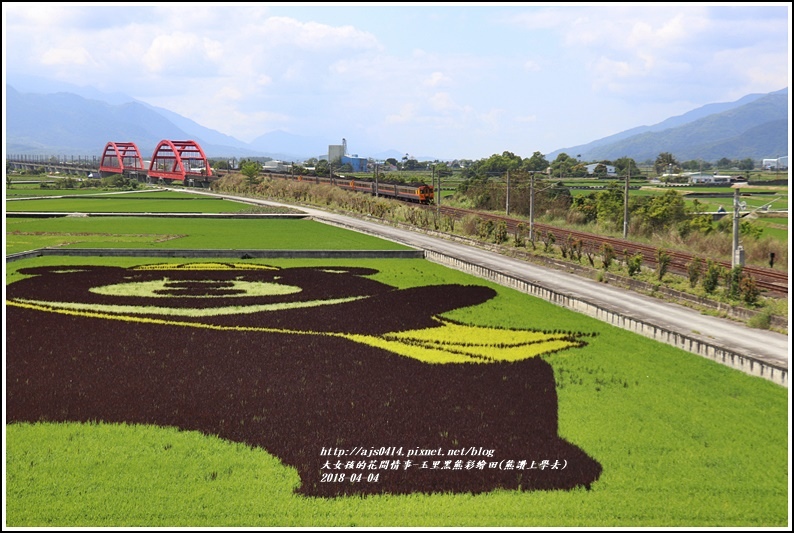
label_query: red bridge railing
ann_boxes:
[148,140,213,182]
[99,142,145,175]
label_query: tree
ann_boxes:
[523,151,550,173]
[655,248,671,281]
[241,160,261,185]
[550,153,579,179]
[403,158,421,170]
[631,189,687,235]
[738,158,755,171]
[654,152,679,175]
[434,162,453,178]
[614,156,641,177]
[315,160,329,176]
[702,260,722,294]
[594,182,625,230]
[687,257,703,287]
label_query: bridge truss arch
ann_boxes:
[148,140,213,183]
[99,142,145,176]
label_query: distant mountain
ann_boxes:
[5,85,269,158]
[139,103,252,152]
[8,74,136,106]
[548,88,788,163]
[5,81,787,164]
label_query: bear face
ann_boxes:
[6,262,602,496]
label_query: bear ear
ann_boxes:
[315,267,380,276]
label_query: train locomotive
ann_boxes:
[266,172,434,204]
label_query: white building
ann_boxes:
[263,160,291,173]
[762,156,788,170]
[584,163,617,177]
[686,172,737,185]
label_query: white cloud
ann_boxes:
[523,60,541,72]
[428,92,459,113]
[40,46,97,68]
[385,103,419,124]
[424,71,451,87]
[258,16,381,52]
[142,32,224,76]
[515,115,537,123]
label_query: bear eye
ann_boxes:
[89,279,302,299]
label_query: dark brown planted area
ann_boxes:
[6,264,602,497]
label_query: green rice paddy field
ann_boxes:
[3,197,790,527]
[5,257,790,527]
[5,191,264,213]
[5,217,411,255]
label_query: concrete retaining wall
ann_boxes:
[424,249,788,388]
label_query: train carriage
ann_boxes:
[265,172,433,204]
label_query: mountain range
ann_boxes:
[548,88,788,163]
[4,77,788,164]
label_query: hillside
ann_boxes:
[5,86,266,159]
[548,88,788,162]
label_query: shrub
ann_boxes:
[460,215,481,237]
[739,274,760,306]
[542,231,556,253]
[479,219,495,240]
[600,243,615,271]
[627,253,643,277]
[570,238,583,262]
[687,257,703,288]
[702,260,722,294]
[513,223,526,248]
[655,248,671,281]
[723,266,743,300]
[494,221,508,244]
[747,308,772,329]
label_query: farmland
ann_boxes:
[4,189,790,527]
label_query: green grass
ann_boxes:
[5,217,412,254]
[5,195,258,213]
[751,222,788,242]
[5,187,114,197]
[4,256,789,527]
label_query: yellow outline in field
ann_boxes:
[7,301,589,365]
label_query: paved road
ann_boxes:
[184,190,791,372]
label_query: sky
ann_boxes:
[2,2,791,161]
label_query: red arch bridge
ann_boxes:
[99,140,214,185]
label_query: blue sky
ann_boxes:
[3,3,791,160]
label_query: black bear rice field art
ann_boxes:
[6,262,603,496]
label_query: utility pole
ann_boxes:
[623,165,630,239]
[436,165,441,213]
[505,170,510,216]
[431,164,435,206]
[375,162,379,197]
[529,172,535,243]
[731,183,746,268]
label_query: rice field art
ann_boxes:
[6,261,602,498]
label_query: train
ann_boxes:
[263,172,435,204]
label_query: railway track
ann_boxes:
[427,205,788,298]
